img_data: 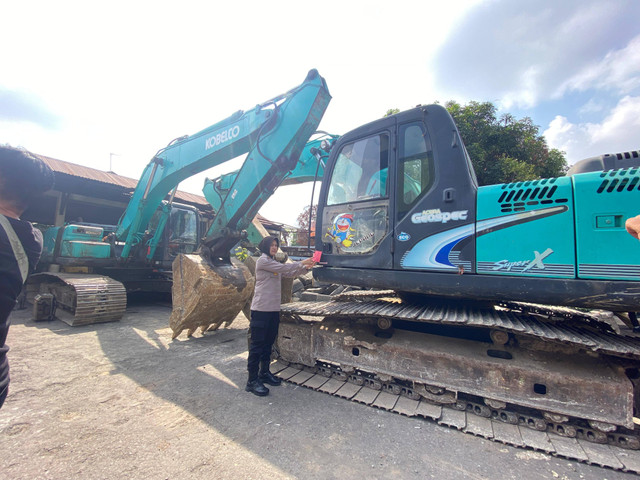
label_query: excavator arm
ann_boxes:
[115,69,331,262]
[201,133,338,253]
[28,70,331,329]
[166,71,332,338]
[197,98,332,262]
[203,133,338,208]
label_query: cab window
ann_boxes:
[169,209,198,245]
[327,134,389,205]
[397,123,433,218]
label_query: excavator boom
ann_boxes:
[117,70,330,260]
[29,70,331,328]
[169,70,332,338]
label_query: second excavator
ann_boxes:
[28,69,331,328]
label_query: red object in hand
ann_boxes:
[312,250,322,262]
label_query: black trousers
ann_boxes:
[0,385,7,409]
[247,310,280,381]
[0,297,14,410]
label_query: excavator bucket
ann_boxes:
[170,254,255,339]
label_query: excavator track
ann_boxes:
[283,297,640,359]
[26,273,127,326]
[271,359,640,473]
[278,295,640,473]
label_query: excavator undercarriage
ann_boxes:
[25,273,127,326]
[275,292,640,472]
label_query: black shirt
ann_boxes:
[0,216,43,400]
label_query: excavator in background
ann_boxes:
[27,69,331,326]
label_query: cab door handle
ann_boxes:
[443,188,455,203]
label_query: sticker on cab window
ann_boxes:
[326,213,355,247]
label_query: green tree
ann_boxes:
[444,101,568,185]
[384,108,400,117]
[295,204,317,246]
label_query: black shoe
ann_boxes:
[259,371,282,386]
[245,379,269,396]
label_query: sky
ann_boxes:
[2,0,639,226]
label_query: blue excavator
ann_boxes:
[28,69,332,326]
[269,104,640,469]
[169,98,640,467]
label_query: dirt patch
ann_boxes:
[0,301,632,480]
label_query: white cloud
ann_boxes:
[544,95,640,163]
[499,66,541,110]
[578,98,606,115]
[556,35,640,97]
[433,0,640,108]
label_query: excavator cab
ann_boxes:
[146,203,201,266]
[316,105,477,282]
[322,132,391,261]
[316,105,640,309]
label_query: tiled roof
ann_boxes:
[35,154,210,209]
[255,214,299,231]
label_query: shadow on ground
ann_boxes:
[1,295,635,480]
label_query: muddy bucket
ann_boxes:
[170,254,255,339]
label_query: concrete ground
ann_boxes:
[0,296,637,480]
